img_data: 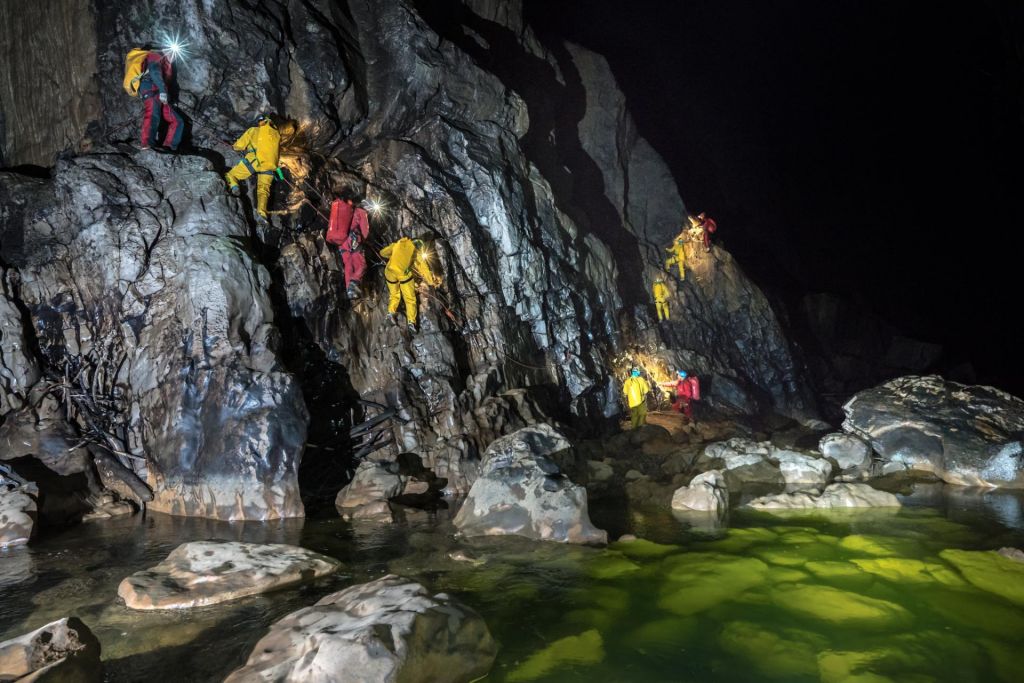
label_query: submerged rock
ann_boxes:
[671,469,728,514]
[453,425,607,545]
[507,629,604,682]
[771,584,911,626]
[117,540,339,610]
[719,621,825,678]
[842,375,1024,488]
[224,575,496,683]
[0,617,101,682]
[745,483,901,510]
[939,548,1024,606]
[0,484,36,548]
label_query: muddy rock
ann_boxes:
[843,376,1024,488]
[745,483,901,510]
[454,424,607,544]
[0,617,102,682]
[224,575,496,683]
[118,540,339,610]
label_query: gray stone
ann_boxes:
[224,575,496,683]
[843,375,1024,488]
[118,540,340,610]
[0,617,102,682]
[335,460,403,520]
[453,424,606,544]
[745,483,901,510]
[0,484,36,548]
[819,432,873,471]
[671,470,728,514]
[997,547,1024,563]
[772,449,834,488]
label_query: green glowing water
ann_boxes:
[2,490,1023,682]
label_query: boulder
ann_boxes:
[702,438,833,490]
[671,470,728,514]
[819,432,873,471]
[453,425,607,544]
[997,547,1024,563]
[772,449,834,488]
[117,540,339,610]
[745,483,901,510]
[0,617,101,682]
[335,460,403,520]
[224,575,496,683]
[0,483,36,548]
[842,375,1024,488]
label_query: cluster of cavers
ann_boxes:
[652,212,717,322]
[124,44,709,419]
[123,45,439,334]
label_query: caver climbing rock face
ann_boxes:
[0,0,816,523]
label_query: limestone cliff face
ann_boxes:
[0,0,814,521]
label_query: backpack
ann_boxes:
[123,48,150,96]
[688,376,701,401]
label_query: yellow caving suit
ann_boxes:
[665,237,687,280]
[380,237,438,324]
[225,119,280,218]
[653,281,670,321]
[623,375,651,429]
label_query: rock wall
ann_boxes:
[0,0,102,167]
[0,0,814,521]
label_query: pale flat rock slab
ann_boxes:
[997,547,1024,563]
[1,485,36,548]
[0,617,101,682]
[745,483,901,510]
[224,574,496,683]
[671,470,728,514]
[118,540,340,610]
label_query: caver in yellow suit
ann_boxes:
[380,237,439,327]
[623,370,651,429]
[665,236,687,280]
[225,116,281,218]
[653,279,670,321]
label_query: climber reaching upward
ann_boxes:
[380,234,441,333]
[326,192,371,299]
[665,234,687,280]
[653,277,670,322]
[690,212,717,252]
[225,114,282,222]
[123,46,184,152]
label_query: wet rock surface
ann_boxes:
[224,574,496,683]
[0,482,36,548]
[745,483,901,510]
[117,540,340,610]
[671,470,728,514]
[819,432,873,473]
[842,376,1024,488]
[0,0,819,521]
[702,438,834,492]
[0,617,102,682]
[453,424,607,544]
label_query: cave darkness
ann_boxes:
[526,0,1024,395]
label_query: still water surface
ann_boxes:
[2,485,1023,682]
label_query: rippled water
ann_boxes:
[2,485,1023,682]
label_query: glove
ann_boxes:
[158,93,168,104]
